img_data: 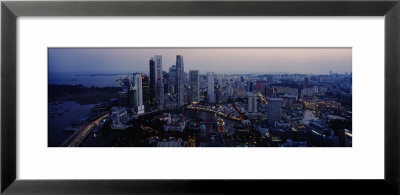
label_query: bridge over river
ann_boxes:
[60,113,109,147]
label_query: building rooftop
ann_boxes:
[266,97,283,101]
[111,106,126,113]
[157,141,186,147]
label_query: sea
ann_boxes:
[48,72,130,146]
[48,101,94,147]
[48,72,133,87]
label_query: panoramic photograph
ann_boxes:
[48,48,352,147]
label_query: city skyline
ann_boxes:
[48,48,352,74]
[49,48,352,147]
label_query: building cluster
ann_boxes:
[242,73,353,147]
[98,54,352,147]
[156,113,186,132]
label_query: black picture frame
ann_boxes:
[1,0,400,194]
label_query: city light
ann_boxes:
[49,49,352,147]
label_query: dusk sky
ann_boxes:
[48,48,352,74]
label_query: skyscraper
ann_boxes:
[248,93,258,113]
[149,57,157,101]
[128,86,135,108]
[228,85,234,97]
[267,97,282,128]
[163,71,169,94]
[239,76,245,89]
[304,77,309,88]
[246,81,255,92]
[263,84,274,97]
[176,55,185,107]
[133,73,144,114]
[168,65,176,95]
[189,70,200,103]
[207,72,215,103]
[155,55,164,110]
[267,75,274,84]
[141,74,150,106]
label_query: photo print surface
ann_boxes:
[48,48,352,147]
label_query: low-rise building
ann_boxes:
[157,141,187,147]
[161,113,186,132]
[109,106,129,130]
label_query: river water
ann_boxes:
[179,109,244,129]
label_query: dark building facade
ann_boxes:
[149,58,156,101]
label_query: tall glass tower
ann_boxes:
[176,55,185,107]
[155,55,164,110]
[207,72,215,103]
[133,73,144,114]
[149,57,156,101]
[168,65,176,95]
[189,70,199,103]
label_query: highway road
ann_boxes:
[61,113,109,147]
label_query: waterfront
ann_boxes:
[48,48,352,147]
[48,101,94,146]
[183,109,241,125]
[77,109,245,147]
[49,72,123,87]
